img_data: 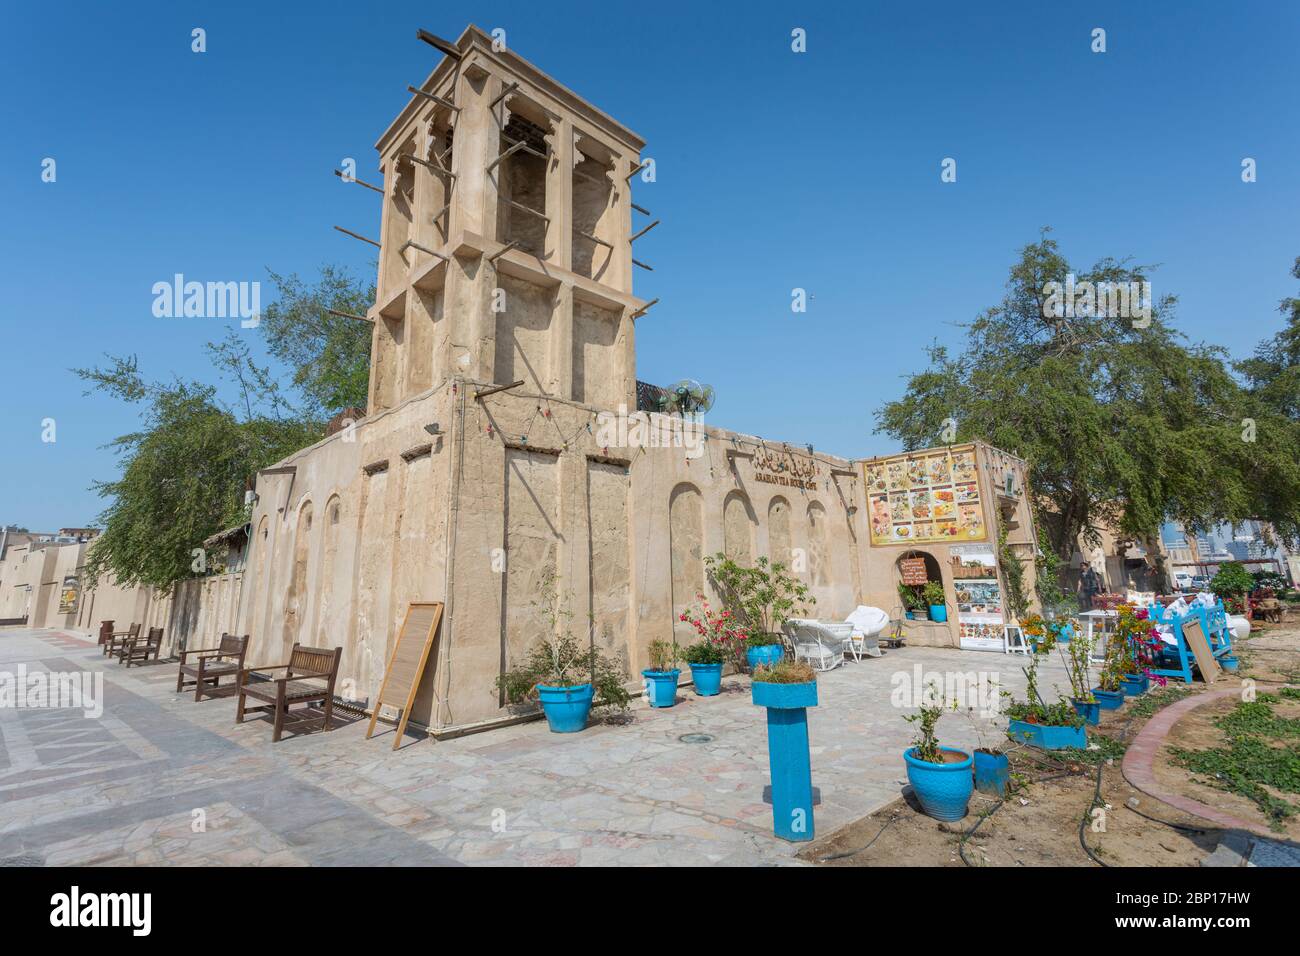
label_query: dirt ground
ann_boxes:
[803,617,1300,867]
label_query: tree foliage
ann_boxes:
[258,265,374,418]
[76,336,322,590]
[875,231,1300,557]
[76,265,374,590]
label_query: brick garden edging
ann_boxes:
[1121,686,1278,838]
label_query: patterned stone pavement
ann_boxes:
[0,627,1068,866]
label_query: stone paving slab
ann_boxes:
[0,626,1067,866]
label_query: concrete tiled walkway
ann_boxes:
[0,627,1069,866]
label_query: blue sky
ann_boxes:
[2,1,1297,532]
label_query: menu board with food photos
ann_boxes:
[864,445,986,545]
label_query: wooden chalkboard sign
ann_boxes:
[366,602,444,749]
[899,557,929,586]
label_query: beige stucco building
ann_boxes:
[1,26,1039,738]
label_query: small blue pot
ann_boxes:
[689,662,723,696]
[642,669,680,707]
[1119,673,1149,696]
[905,611,915,620]
[1220,656,1239,672]
[904,746,973,821]
[1008,718,1088,750]
[973,750,1010,797]
[1072,698,1101,725]
[928,604,948,624]
[536,683,594,733]
[1092,688,1125,711]
[745,643,784,671]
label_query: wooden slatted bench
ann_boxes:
[103,622,139,659]
[176,633,249,700]
[237,644,342,742]
[121,626,164,667]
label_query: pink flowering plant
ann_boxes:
[679,595,748,668]
[1115,603,1168,687]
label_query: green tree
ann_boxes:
[75,338,320,590]
[875,230,1300,563]
[258,265,374,417]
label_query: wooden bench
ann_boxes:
[237,644,342,742]
[121,626,164,667]
[103,622,139,658]
[176,633,249,701]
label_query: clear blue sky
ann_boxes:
[2,1,1296,532]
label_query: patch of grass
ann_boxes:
[1126,684,1192,720]
[1069,733,1129,766]
[1169,695,1300,830]
[1278,687,1300,702]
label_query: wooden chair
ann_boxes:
[121,626,163,667]
[237,644,342,742]
[103,622,139,658]
[97,620,115,647]
[176,633,249,701]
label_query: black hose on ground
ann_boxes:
[816,813,899,862]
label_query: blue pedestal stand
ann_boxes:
[752,680,818,842]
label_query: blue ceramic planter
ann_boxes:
[746,643,784,671]
[1007,718,1088,750]
[1120,673,1149,696]
[1221,656,1239,672]
[1071,698,1101,725]
[905,611,915,620]
[642,669,680,707]
[1092,688,1125,711]
[973,749,1010,797]
[536,683,594,733]
[752,679,818,842]
[689,662,723,696]
[904,746,973,821]
[928,604,948,624]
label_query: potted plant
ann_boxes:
[1058,623,1100,725]
[964,707,1010,797]
[1092,625,1129,711]
[1004,642,1087,749]
[1211,561,1254,620]
[679,596,747,695]
[706,553,814,652]
[495,575,630,733]
[751,659,818,841]
[898,582,926,620]
[903,701,972,821]
[922,580,947,624]
[745,631,784,670]
[642,639,681,708]
[681,640,726,696]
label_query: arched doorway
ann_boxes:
[894,549,942,618]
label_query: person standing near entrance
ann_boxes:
[1078,561,1102,611]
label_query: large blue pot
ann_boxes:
[973,749,1010,797]
[1092,688,1125,711]
[904,746,973,821]
[1071,698,1101,725]
[689,662,722,696]
[751,680,818,709]
[746,643,784,671]
[1120,673,1149,696]
[928,604,948,624]
[1007,718,1088,750]
[536,683,594,733]
[642,669,680,707]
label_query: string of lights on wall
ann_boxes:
[456,384,860,496]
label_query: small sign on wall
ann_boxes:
[899,557,929,586]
